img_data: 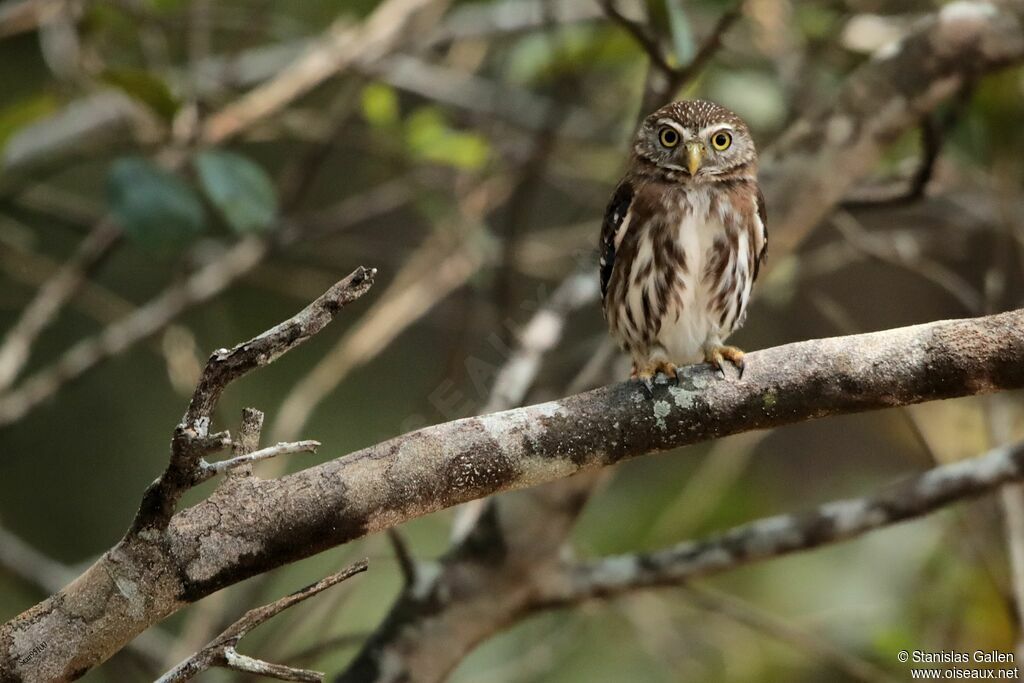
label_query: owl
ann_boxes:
[599,100,767,395]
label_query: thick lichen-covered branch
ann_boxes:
[2,307,1022,682]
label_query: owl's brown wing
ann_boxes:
[753,186,768,282]
[599,180,635,302]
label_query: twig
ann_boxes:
[0,218,121,392]
[156,560,369,683]
[386,529,418,589]
[598,0,673,74]
[183,265,375,425]
[200,440,321,481]
[131,266,376,533]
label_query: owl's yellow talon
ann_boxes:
[653,360,678,385]
[632,361,682,396]
[634,363,657,397]
[704,345,745,379]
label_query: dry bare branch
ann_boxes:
[199,440,322,481]
[157,560,368,683]
[131,265,376,533]
[542,441,1024,602]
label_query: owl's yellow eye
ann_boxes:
[659,127,680,148]
[711,131,732,151]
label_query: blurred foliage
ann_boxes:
[99,68,180,121]
[0,94,57,151]
[195,150,279,234]
[107,156,206,248]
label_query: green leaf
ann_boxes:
[665,0,695,65]
[107,157,206,248]
[195,150,278,234]
[361,83,400,128]
[405,107,490,171]
[100,68,179,121]
[0,94,58,153]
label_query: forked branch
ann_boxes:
[158,560,368,683]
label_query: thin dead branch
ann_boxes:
[131,265,375,533]
[157,560,368,683]
[541,442,1024,600]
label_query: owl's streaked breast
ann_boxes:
[659,191,730,363]
[605,183,757,365]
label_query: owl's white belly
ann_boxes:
[614,186,755,369]
[655,211,722,363]
[656,196,751,365]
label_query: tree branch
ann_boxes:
[131,265,376,533]
[198,440,321,481]
[539,442,1024,603]
[157,560,368,683]
[3,305,1021,681]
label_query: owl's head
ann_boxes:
[633,100,756,182]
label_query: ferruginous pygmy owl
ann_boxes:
[599,100,767,395]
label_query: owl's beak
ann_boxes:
[686,142,704,176]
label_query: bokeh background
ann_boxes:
[1,0,1023,680]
